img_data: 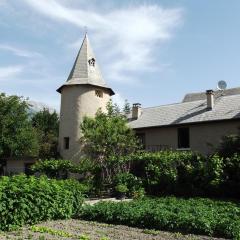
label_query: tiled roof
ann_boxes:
[129,91,240,129]
[57,34,114,95]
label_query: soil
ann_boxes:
[0,219,227,240]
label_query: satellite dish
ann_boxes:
[217,80,227,90]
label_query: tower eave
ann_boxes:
[56,83,115,96]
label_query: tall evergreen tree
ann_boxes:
[123,99,131,115]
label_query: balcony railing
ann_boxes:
[145,145,170,152]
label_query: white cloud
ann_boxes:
[0,65,24,80]
[0,44,42,58]
[23,0,183,84]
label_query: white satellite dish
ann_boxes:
[217,80,227,90]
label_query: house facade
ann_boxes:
[129,88,240,155]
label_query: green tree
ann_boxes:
[0,93,39,157]
[123,99,131,115]
[32,108,59,159]
[80,100,139,184]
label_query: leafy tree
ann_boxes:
[80,100,139,184]
[0,93,39,157]
[32,108,59,159]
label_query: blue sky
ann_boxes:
[0,0,239,110]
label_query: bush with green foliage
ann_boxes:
[113,172,142,197]
[221,153,240,197]
[115,184,128,193]
[132,187,145,199]
[80,197,240,239]
[123,151,240,198]
[31,159,79,179]
[126,151,206,196]
[0,174,85,231]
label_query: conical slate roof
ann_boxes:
[57,34,114,95]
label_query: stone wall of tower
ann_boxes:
[58,85,111,161]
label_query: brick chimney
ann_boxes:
[132,103,142,119]
[206,90,214,110]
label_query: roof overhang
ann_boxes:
[56,83,115,96]
[130,118,240,130]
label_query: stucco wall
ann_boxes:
[59,85,111,161]
[137,127,177,151]
[135,120,240,155]
[190,121,240,154]
[6,159,35,174]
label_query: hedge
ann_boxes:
[125,151,240,198]
[80,197,240,239]
[31,159,79,178]
[0,174,85,231]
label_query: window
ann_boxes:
[88,58,95,66]
[178,127,190,149]
[95,90,103,98]
[136,133,146,149]
[64,137,70,150]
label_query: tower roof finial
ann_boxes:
[84,26,88,36]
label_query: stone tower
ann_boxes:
[57,34,114,161]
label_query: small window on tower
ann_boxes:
[88,58,95,67]
[64,137,70,150]
[95,90,103,98]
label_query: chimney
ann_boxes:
[132,103,142,119]
[206,90,214,110]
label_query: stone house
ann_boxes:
[57,33,240,158]
[128,88,240,155]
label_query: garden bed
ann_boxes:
[80,197,240,239]
[0,219,226,240]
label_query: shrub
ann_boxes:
[132,187,145,199]
[113,172,142,197]
[0,174,85,231]
[124,151,240,198]
[31,159,80,179]
[126,151,206,196]
[222,153,240,197]
[80,197,240,239]
[115,184,128,194]
[217,134,240,158]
